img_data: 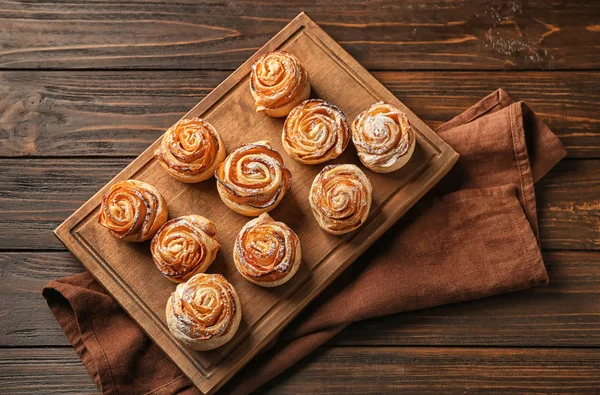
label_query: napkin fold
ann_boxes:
[43,89,566,394]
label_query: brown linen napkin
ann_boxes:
[43,89,566,394]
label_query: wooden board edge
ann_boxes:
[51,11,460,395]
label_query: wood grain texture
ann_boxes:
[1,1,599,70]
[2,347,599,394]
[1,70,598,158]
[1,251,598,348]
[0,159,127,250]
[263,347,600,394]
[0,252,83,346]
[536,160,600,250]
[0,159,596,251]
[0,348,98,394]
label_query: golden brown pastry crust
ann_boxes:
[98,180,168,242]
[250,51,311,117]
[151,215,220,283]
[155,117,226,183]
[351,102,416,173]
[309,164,372,235]
[214,140,292,216]
[166,273,241,351]
[282,99,349,164]
[234,213,301,287]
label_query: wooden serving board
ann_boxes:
[55,12,459,394]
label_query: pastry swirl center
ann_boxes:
[352,102,414,168]
[216,143,291,209]
[174,276,235,340]
[310,165,372,234]
[283,99,349,163]
[100,182,158,239]
[251,51,308,110]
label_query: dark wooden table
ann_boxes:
[1,1,599,393]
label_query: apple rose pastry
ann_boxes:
[155,117,226,183]
[98,180,168,242]
[309,164,372,235]
[282,99,349,164]
[215,140,292,216]
[151,215,220,283]
[250,50,311,117]
[166,273,241,351]
[351,102,416,173]
[234,213,301,287]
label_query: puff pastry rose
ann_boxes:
[282,99,349,164]
[151,215,220,283]
[234,213,301,287]
[215,140,292,216]
[250,51,311,117]
[98,180,168,242]
[155,117,226,183]
[166,273,241,351]
[309,164,372,235]
[351,102,416,173]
